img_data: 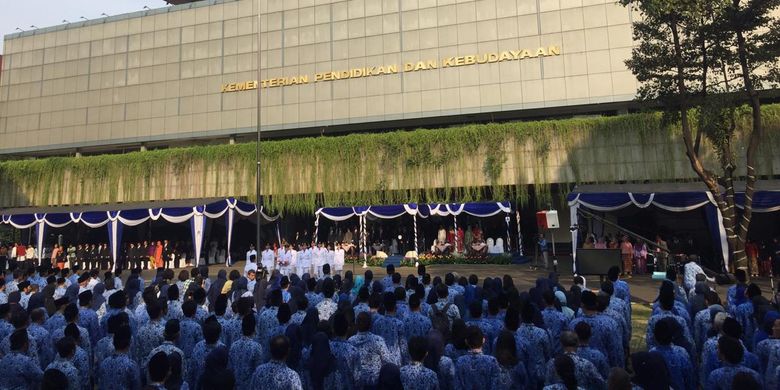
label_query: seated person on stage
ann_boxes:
[471,239,488,255]
[432,240,451,255]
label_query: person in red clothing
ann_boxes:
[620,236,634,277]
[746,240,759,278]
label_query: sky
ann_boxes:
[0,0,170,53]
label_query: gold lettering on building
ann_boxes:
[221,46,561,92]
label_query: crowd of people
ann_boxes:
[0,241,196,274]
[0,250,775,390]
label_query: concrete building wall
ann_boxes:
[0,0,639,154]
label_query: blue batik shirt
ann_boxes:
[403,311,433,340]
[569,313,624,368]
[700,335,760,384]
[650,344,696,390]
[134,319,165,361]
[466,317,501,355]
[705,364,761,390]
[290,310,307,326]
[541,307,568,355]
[78,307,102,346]
[0,329,39,363]
[166,300,183,321]
[249,360,303,390]
[28,323,54,368]
[735,302,756,348]
[195,305,209,324]
[71,346,90,390]
[52,325,92,359]
[652,300,692,328]
[495,362,529,390]
[330,339,359,390]
[218,315,240,348]
[186,341,224,388]
[694,307,716,353]
[608,297,632,333]
[371,313,406,365]
[0,319,14,341]
[0,351,43,389]
[645,311,694,352]
[517,323,553,381]
[757,338,780,388]
[401,361,440,390]
[577,346,610,380]
[46,357,80,390]
[306,292,323,308]
[348,331,395,387]
[178,317,203,356]
[46,313,67,334]
[435,356,456,390]
[256,306,279,358]
[133,303,149,327]
[455,351,501,389]
[229,336,265,389]
[544,352,605,390]
[97,352,141,390]
[353,302,371,318]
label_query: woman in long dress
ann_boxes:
[154,241,164,269]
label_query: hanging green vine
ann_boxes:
[1,104,779,214]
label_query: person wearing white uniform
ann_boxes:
[246,244,257,265]
[333,243,345,276]
[278,244,292,276]
[297,243,311,277]
[243,253,258,276]
[325,245,335,275]
[289,246,298,277]
[308,242,319,278]
[260,245,275,273]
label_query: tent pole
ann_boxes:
[255,4,263,265]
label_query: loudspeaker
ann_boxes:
[536,210,560,229]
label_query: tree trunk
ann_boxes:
[671,21,735,272]
[733,8,762,270]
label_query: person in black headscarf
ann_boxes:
[300,307,319,348]
[231,277,248,303]
[64,281,80,304]
[91,284,106,312]
[284,323,303,372]
[424,329,456,390]
[308,332,337,390]
[631,351,671,390]
[445,319,469,360]
[253,274,270,310]
[124,277,142,310]
[207,270,227,312]
[199,345,235,390]
[377,363,403,390]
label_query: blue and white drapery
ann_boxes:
[1,198,280,268]
[190,207,206,266]
[567,190,780,273]
[315,202,514,255]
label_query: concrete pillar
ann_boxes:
[140,144,147,152]
[74,151,82,158]
[229,136,236,145]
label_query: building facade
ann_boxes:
[0,0,640,156]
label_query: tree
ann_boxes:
[621,0,779,271]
